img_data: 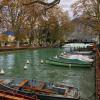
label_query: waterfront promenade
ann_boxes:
[0,45,46,52]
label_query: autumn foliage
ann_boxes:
[0,0,74,46]
[72,0,100,33]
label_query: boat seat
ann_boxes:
[42,89,55,94]
[15,80,29,90]
[18,80,29,87]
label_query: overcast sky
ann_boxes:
[59,0,75,17]
[0,0,76,18]
[49,0,77,18]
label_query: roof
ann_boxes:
[4,31,14,36]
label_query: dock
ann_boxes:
[96,46,100,100]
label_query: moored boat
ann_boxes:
[59,54,94,62]
[44,53,94,67]
[65,50,95,59]
[62,43,93,48]
[71,51,94,55]
[0,79,38,100]
[45,58,93,67]
[0,79,80,100]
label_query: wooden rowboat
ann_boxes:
[0,79,38,100]
[0,79,80,100]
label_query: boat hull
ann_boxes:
[0,83,79,100]
[37,94,79,100]
[45,59,92,67]
[0,83,34,97]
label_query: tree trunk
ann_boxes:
[16,41,20,48]
[98,33,100,45]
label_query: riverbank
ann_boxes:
[0,45,51,52]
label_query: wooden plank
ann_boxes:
[96,47,100,99]
[18,80,29,87]
[22,86,54,94]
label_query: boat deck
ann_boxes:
[96,47,100,100]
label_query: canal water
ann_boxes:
[0,48,96,100]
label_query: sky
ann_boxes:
[59,0,75,18]
[0,0,77,18]
[49,0,77,18]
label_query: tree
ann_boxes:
[24,5,74,46]
[72,0,100,43]
[39,7,73,45]
[0,0,29,47]
[0,0,73,47]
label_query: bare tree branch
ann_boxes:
[23,0,60,8]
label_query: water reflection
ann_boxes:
[0,54,15,69]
